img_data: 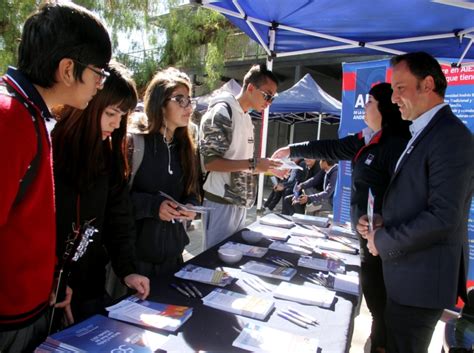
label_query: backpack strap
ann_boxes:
[0,79,43,206]
[128,133,145,188]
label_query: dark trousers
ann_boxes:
[360,255,387,352]
[264,189,283,210]
[385,297,443,353]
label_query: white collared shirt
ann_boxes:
[394,103,447,172]
[361,126,381,145]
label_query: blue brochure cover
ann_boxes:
[35,314,168,352]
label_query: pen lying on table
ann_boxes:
[277,310,308,329]
[170,283,203,298]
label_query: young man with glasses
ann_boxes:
[199,64,281,249]
[0,3,111,351]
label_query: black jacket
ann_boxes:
[130,133,198,266]
[55,172,136,303]
[290,130,408,231]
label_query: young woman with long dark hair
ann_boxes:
[52,61,149,324]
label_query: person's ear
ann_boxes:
[423,76,435,93]
[56,58,76,87]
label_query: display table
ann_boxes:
[151,221,361,353]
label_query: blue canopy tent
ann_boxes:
[192,0,474,210]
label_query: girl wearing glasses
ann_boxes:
[128,67,199,279]
[51,61,149,326]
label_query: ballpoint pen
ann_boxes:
[242,278,263,292]
[180,282,196,298]
[281,309,315,326]
[277,311,308,328]
[188,282,203,297]
[288,307,319,325]
[170,283,190,298]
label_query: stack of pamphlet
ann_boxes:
[273,282,336,308]
[232,322,319,352]
[175,264,234,287]
[298,255,346,274]
[329,224,357,238]
[202,288,274,320]
[219,241,268,258]
[259,213,294,229]
[290,225,327,238]
[268,240,312,255]
[106,296,193,332]
[246,223,290,241]
[35,314,168,352]
[328,272,360,295]
[289,236,357,254]
[291,213,329,228]
[241,260,297,281]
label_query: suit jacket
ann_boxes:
[375,105,473,309]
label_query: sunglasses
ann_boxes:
[73,60,110,86]
[256,88,277,103]
[168,95,196,109]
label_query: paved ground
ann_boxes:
[183,188,446,353]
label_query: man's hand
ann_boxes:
[362,230,379,256]
[124,274,150,300]
[274,183,284,191]
[159,200,181,222]
[356,214,383,237]
[271,146,291,160]
[255,158,282,173]
[297,194,308,205]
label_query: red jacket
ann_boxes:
[0,71,55,329]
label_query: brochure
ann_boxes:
[202,288,274,320]
[241,260,297,281]
[329,224,357,239]
[258,213,294,229]
[35,314,168,352]
[219,241,268,258]
[289,225,327,238]
[328,272,360,296]
[174,264,234,287]
[277,159,304,170]
[106,296,192,332]
[246,222,290,241]
[268,240,312,255]
[232,322,319,352]
[273,281,336,308]
[291,213,329,228]
[159,191,212,214]
[290,236,358,255]
[297,255,346,274]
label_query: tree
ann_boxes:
[0,0,232,92]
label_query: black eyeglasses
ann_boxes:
[168,95,196,109]
[256,88,277,103]
[73,60,110,86]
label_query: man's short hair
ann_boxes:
[322,159,336,166]
[390,52,447,98]
[242,64,279,90]
[18,2,112,88]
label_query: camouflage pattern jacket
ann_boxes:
[199,93,256,208]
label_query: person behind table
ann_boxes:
[52,61,150,325]
[0,3,111,351]
[272,82,411,353]
[199,64,281,249]
[129,67,200,279]
[291,159,337,215]
[357,52,473,353]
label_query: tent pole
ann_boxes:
[256,27,275,213]
[289,124,295,144]
[317,113,322,140]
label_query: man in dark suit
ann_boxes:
[357,52,474,353]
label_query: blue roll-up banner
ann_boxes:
[334,58,474,293]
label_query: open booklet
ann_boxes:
[106,296,192,332]
[159,191,212,214]
[232,322,319,353]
